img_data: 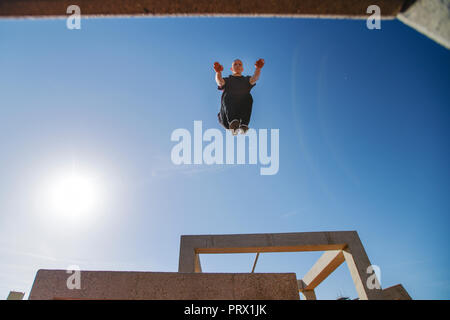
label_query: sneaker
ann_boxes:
[229,119,240,136]
[239,124,249,134]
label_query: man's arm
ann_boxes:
[249,68,261,85]
[250,58,265,85]
[216,71,225,87]
[214,62,225,87]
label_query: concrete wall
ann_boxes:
[382,284,412,300]
[28,269,300,300]
[0,0,406,18]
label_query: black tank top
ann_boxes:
[218,75,256,95]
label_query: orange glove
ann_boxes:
[213,62,224,73]
[255,58,265,69]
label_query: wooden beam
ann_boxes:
[300,250,345,291]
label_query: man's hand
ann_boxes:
[214,62,224,73]
[255,58,265,69]
[214,62,225,87]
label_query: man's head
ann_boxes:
[231,59,244,75]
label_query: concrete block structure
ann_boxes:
[0,0,448,49]
[1,0,428,302]
[27,231,411,300]
[178,231,411,300]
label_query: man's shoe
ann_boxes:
[239,124,249,134]
[229,119,240,136]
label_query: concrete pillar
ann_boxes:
[398,0,450,49]
[300,250,345,290]
[301,290,317,300]
[342,235,384,300]
[194,253,202,273]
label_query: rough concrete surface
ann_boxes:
[28,270,300,300]
[382,284,413,300]
[397,0,450,49]
[0,0,406,18]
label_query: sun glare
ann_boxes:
[43,168,102,223]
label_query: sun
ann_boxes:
[43,168,102,223]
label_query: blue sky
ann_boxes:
[0,16,449,300]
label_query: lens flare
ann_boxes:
[43,169,102,223]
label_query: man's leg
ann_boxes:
[239,95,253,133]
[224,94,241,125]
